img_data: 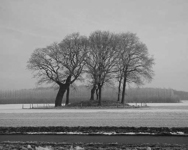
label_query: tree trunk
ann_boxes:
[121,76,127,104]
[98,84,102,106]
[55,84,67,107]
[90,85,96,101]
[65,85,70,105]
[65,75,71,105]
[96,87,99,100]
[55,75,71,107]
[117,77,122,102]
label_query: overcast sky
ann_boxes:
[0,0,188,91]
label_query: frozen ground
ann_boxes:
[0,101,188,127]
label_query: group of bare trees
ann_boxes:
[27,31,154,107]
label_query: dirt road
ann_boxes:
[0,135,188,144]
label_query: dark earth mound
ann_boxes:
[60,100,135,108]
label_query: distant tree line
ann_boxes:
[0,87,180,104]
[173,90,188,100]
[27,31,154,107]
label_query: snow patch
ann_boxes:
[170,132,185,135]
[27,132,87,135]
[7,131,187,136]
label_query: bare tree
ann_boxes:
[85,65,99,101]
[58,33,88,105]
[116,32,154,104]
[27,33,88,107]
[116,62,124,102]
[27,43,65,107]
[85,31,119,105]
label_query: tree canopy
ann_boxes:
[116,32,154,104]
[28,31,154,106]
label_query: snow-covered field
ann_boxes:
[0,101,188,127]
